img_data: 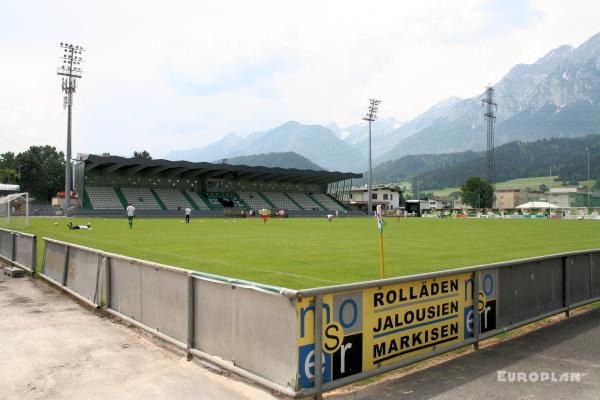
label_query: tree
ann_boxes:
[594,175,600,190]
[0,152,16,170]
[539,184,548,192]
[0,152,19,184]
[0,168,19,184]
[389,185,406,206]
[133,150,152,160]
[16,146,65,201]
[460,176,494,208]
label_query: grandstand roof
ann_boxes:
[81,155,362,184]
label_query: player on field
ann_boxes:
[185,206,192,223]
[67,222,91,230]
[126,203,136,229]
[260,209,269,224]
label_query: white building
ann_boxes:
[349,185,402,212]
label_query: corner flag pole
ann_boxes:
[376,205,385,279]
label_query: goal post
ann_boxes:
[0,192,30,227]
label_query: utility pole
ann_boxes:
[482,87,497,186]
[549,163,552,205]
[587,147,590,208]
[57,42,85,213]
[362,99,381,214]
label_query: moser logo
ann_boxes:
[497,371,583,383]
[297,291,363,389]
[463,269,497,338]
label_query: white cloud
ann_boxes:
[1,0,599,158]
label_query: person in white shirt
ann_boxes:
[185,207,192,223]
[126,204,136,229]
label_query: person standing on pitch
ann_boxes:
[185,206,192,223]
[126,203,136,229]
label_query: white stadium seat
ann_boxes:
[262,192,300,210]
[238,192,271,210]
[287,193,323,211]
[311,193,345,211]
[153,188,193,210]
[85,186,123,209]
[121,187,162,210]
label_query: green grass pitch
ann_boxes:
[4,216,600,289]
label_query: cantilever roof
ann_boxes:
[81,154,362,185]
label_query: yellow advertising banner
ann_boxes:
[362,272,472,370]
[296,272,477,389]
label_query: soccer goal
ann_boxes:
[0,192,30,227]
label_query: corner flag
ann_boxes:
[376,205,385,232]
[376,205,385,279]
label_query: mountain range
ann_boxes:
[166,121,366,172]
[166,32,600,174]
[402,134,600,192]
[374,32,600,164]
[224,151,323,170]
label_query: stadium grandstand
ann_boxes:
[73,154,361,216]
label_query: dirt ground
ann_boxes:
[0,270,281,400]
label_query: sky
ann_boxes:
[1,0,600,158]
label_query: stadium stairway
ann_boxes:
[197,192,215,209]
[328,195,347,210]
[258,192,276,208]
[150,189,168,210]
[82,190,93,209]
[115,188,129,208]
[309,195,327,210]
[284,193,304,210]
[180,190,200,210]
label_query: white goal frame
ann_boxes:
[0,192,30,227]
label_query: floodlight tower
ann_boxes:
[363,99,381,214]
[482,86,497,186]
[57,42,85,212]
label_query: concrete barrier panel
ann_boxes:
[140,266,188,343]
[593,253,600,298]
[194,279,235,361]
[14,235,35,272]
[232,287,297,388]
[66,247,101,304]
[568,254,592,304]
[109,258,142,321]
[193,278,297,388]
[43,241,68,283]
[0,230,13,260]
[498,259,563,327]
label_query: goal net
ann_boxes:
[0,193,30,228]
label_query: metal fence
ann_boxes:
[0,228,36,273]
[288,249,600,397]
[34,235,600,398]
[39,237,298,396]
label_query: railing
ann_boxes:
[0,228,37,273]
[287,249,600,397]
[39,238,298,397]
[30,235,600,398]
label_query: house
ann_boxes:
[349,185,402,212]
